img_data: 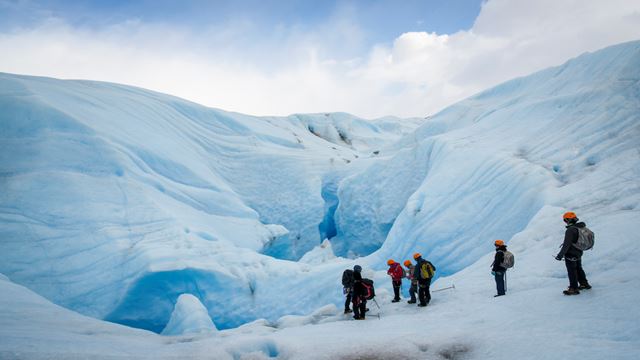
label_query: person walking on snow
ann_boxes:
[413,253,436,307]
[403,260,417,304]
[386,259,404,303]
[352,265,367,320]
[492,240,508,297]
[556,212,592,295]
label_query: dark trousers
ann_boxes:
[409,282,417,302]
[418,278,431,305]
[352,296,367,319]
[344,289,352,310]
[392,279,401,300]
[494,271,505,295]
[565,258,588,289]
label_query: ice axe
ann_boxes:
[432,284,456,293]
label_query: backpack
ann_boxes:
[500,250,515,269]
[420,261,436,279]
[361,278,375,300]
[573,226,595,251]
[342,269,354,288]
[390,264,404,279]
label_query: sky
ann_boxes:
[1,0,639,119]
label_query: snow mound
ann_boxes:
[299,239,336,265]
[161,293,217,336]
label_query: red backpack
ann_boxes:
[361,278,375,300]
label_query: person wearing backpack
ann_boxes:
[341,269,355,314]
[386,259,404,303]
[352,265,367,320]
[413,253,436,307]
[403,260,417,304]
[555,212,592,295]
[491,240,512,297]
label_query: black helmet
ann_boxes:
[353,265,362,273]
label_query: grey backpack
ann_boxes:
[573,226,595,251]
[501,250,515,269]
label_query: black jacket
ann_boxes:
[492,246,507,272]
[413,257,435,281]
[557,222,586,259]
[352,270,366,298]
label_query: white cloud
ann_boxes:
[0,0,639,118]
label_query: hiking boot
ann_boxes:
[344,308,352,314]
[353,315,361,320]
[391,299,400,303]
[407,300,416,304]
[563,288,580,295]
[494,294,505,297]
[417,303,427,307]
[578,284,592,290]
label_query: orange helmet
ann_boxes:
[494,240,505,246]
[403,260,412,267]
[387,259,395,265]
[413,252,421,259]
[563,211,577,220]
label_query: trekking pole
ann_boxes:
[432,284,456,293]
[372,298,381,309]
[372,298,381,320]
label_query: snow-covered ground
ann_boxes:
[1,40,639,359]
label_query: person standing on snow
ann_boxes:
[341,268,355,314]
[352,265,367,320]
[386,259,404,303]
[413,253,436,307]
[403,260,417,304]
[555,212,592,295]
[492,240,508,297]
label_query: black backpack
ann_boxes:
[342,269,354,288]
[361,278,375,300]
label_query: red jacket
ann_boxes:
[387,263,404,281]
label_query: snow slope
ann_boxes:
[340,40,640,277]
[0,40,639,359]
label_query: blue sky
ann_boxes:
[1,0,639,118]
[1,1,483,36]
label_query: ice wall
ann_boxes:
[0,74,416,330]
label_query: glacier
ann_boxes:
[0,72,421,331]
[0,40,639,359]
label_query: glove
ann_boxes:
[555,255,563,261]
[491,271,496,276]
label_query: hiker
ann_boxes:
[491,240,508,297]
[403,260,417,304]
[555,212,592,295]
[341,268,354,314]
[352,265,367,320]
[413,253,436,307]
[386,259,404,303]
